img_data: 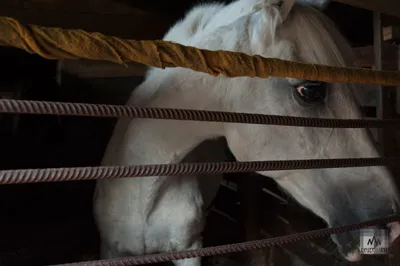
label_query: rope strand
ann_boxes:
[1,157,400,184]
[1,99,400,128]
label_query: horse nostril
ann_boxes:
[387,222,400,244]
[345,250,362,262]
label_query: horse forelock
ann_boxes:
[284,6,370,116]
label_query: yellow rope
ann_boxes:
[1,16,399,85]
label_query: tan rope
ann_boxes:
[1,16,400,85]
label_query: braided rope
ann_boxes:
[51,215,400,265]
[1,157,399,184]
[1,99,400,128]
[1,17,400,86]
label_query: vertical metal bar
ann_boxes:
[373,12,398,157]
[374,12,384,154]
[397,45,400,115]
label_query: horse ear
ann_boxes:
[249,0,294,20]
[295,0,331,10]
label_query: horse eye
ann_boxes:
[294,81,327,104]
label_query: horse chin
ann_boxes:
[339,222,400,262]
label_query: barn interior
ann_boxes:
[0,0,400,265]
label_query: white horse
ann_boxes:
[93,0,400,265]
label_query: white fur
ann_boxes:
[93,0,400,264]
